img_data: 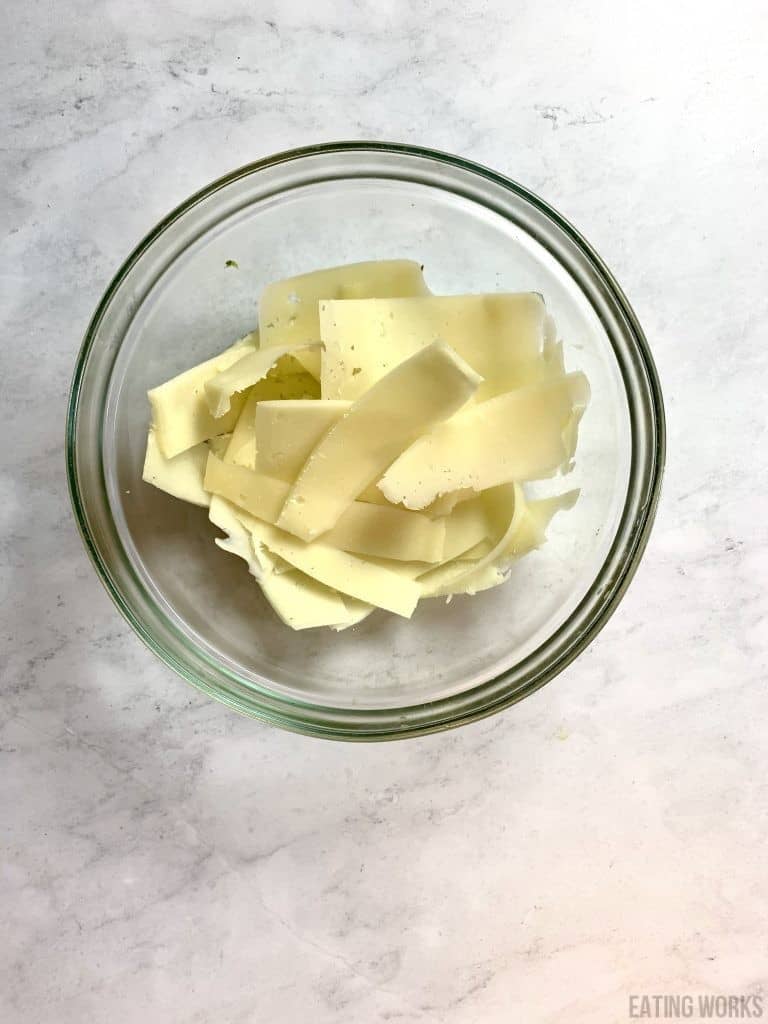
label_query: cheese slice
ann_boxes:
[277,341,482,541]
[230,503,420,617]
[148,333,258,458]
[209,497,359,629]
[379,372,589,510]
[142,428,210,507]
[458,538,495,561]
[204,454,446,562]
[443,564,507,599]
[441,496,492,560]
[430,487,579,598]
[254,399,392,507]
[209,495,274,578]
[259,259,430,379]
[205,452,288,520]
[331,596,375,632]
[420,483,523,598]
[224,391,259,469]
[320,293,547,401]
[363,529,495,584]
[222,368,321,471]
[204,344,320,419]
[543,335,565,376]
[325,501,445,562]
[206,434,233,458]
[255,399,351,480]
[254,569,354,630]
[426,488,477,517]
[503,489,580,559]
[257,528,420,618]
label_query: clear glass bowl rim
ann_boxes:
[66,140,666,741]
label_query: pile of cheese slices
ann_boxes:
[143,260,588,630]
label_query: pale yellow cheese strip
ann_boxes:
[441,496,492,560]
[255,570,354,630]
[209,497,358,629]
[458,538,495,561]
[148,333,258,458]
[379,372,589,510]
[206,433,232,458]
[362,530,495,584]
[204,452,287,519]
[224,391,260,469]
[255,399,351,479]
[204,454,446,562]
[142,429,210,507]
[259,259,430,378]
[230,503,419,617]
[223,370,321,471]
[277,341,482,541]
[421,483,523,598]
[258,529,420,618]
[503,490,580,559]
[433,488,579,598]
[331,596,375,632]
[255,399,390,506]
[209,495,274,579]
[426,487,477,517]
[319,293,547,401]
[204,344,320,419]
[327,502,445,562]
[543,335,565,376]
[443,564,507,599]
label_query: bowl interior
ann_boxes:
[95,163,632,713]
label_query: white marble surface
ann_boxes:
[2,0,768,1020]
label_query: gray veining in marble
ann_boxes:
[2,0,767,1020]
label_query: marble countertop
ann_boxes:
[3,1,767,1020]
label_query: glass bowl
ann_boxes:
[66,142,665,740]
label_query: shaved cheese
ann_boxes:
[204,454,446,562]
[255,399,351,480]
[254,399,395,507]
[320,293,546,401]
[326,502,445,563]
[143,429,210,507]
[277,341,482,541]
[230,504,420,617]
[204,344,319,419]
[428,488,579,598]
[250,369,321,402]
[355,484,393,506]
[210,497,359,629]
[204,453,287,521]
[426,488,477,517]
[254,570,352,630]
[331,596,375,632]
[148,333,258,458]
[260,259,430,378]
[209,495,273,579]
[441,496,491,560]
[420,483,523,598]
[379,372,589,510]
[223,369,321,471]
[359,498,495,584]
[144,259,589,631]
[206,433,232,458]
[224,391,259,469]
[504,490,580,559]
[444,564,506,598]
[257,528,421,618]
[543,335,565,376]
[458,538,495,561]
